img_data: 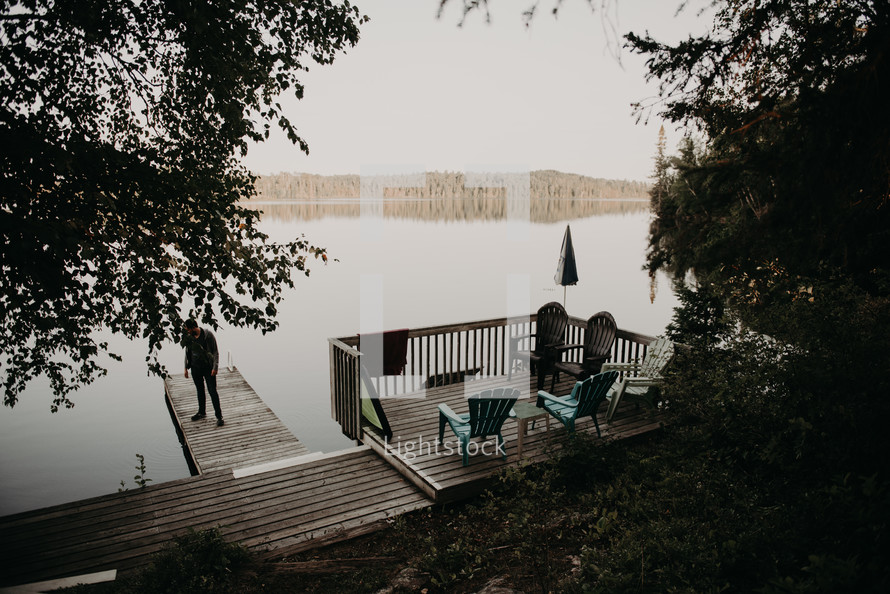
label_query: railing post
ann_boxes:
[328,338,363,441]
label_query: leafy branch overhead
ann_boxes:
[0,0,367,410]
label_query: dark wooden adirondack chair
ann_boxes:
[537,371,619,438]
[510,301,568,389]
[550,311,617,391]
[438,388,519,466]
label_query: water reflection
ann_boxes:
[246,197,649,223]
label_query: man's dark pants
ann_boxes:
[192,368,222,420]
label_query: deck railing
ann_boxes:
[328,314,657,441]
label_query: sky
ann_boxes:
[241,0,714,182]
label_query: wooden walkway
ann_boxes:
[0,366,663,589]
[164,368,309,474]
[0,446,432,588]
[363,372,665,503]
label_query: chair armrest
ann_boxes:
[437,403,467,425]
[584,355,609,365]
[622,376,662,388]
[581,355,610,372]
[536,390,578,408]
[601,361,641,373]
[542,342,567,349]
[553,343,583,354]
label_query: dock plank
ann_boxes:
[164,368,309,474]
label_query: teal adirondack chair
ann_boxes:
[438,388,519,466]
[602,337,675,422]
[536,371,619,438]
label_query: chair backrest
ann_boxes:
[640,337,675,378]
[468,388,520,438]
[534,301,568,355]
[359,365,393,439]
[584,311,617,360]
[572,371,619,418]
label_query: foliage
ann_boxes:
[437,0,611,32]
[61,527,252,594]
[631,0,890,295]
[118,452,152,492]
[626,4,890,586]
[133,527,251,594]
[386,437,634,593]
[663,278,732,349]
[0,0,366,410]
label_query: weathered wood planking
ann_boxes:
[364,372,665,503]
[164,368,309,474]
[0,447,432,588]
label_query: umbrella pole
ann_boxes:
[563,286,567,308]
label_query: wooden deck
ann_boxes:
[0,345,663,589]
[0,446,432,588]
[164,368,309,474]
[363,371,665,503]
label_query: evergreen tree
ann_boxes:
[630,0,890,298]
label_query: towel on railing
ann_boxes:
[358,329,409,375]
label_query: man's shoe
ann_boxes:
[216,418,225,427]
[191,412,206,421]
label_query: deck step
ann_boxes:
[232,446,369,478]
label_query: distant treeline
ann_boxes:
[252,170,650,200]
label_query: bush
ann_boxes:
[133,527,251,594]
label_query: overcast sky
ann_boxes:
[241,0,713,182]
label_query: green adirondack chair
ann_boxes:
[438,388,519,466]
[536,371,619,438]
[602,336,675,422]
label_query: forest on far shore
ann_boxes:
[252,170,650,200]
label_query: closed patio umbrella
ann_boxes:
[554,224,578,307]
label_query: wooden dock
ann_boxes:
[363,372,665,503]
[164,368,309,474]
[0,345,663,589]
[0,447,432,588]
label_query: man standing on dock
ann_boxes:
[184,319,224,427]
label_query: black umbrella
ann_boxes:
[554,224,579,307]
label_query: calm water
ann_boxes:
[0,200,678,516]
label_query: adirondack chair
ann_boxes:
[601,337,675,422]
[536,371,619,438]
[550,311,617,392]
[509,301,568,389]
[360,365,393,440]
[438,388,520,466]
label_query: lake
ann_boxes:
[0,198,678,516]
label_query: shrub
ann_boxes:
[133,527,251,594]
